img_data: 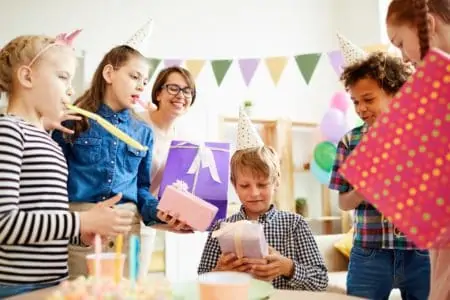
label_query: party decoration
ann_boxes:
[313,141,337,172]
[185,59,206,79]
[328,50,345,77]
[340,48,450,249]
[238,58,260,86]
[236,106,264,150]
[294,53,322,84]
[336,33,367,66]
[319,108,348,143]
[211,59,233,86]
[164,59,183,68]
[330,91,351,112]
[264,56,289,85]
[310,159,331,185]
[146,58,161,80]
[126,19,153,54]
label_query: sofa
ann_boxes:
[315,234,402,299]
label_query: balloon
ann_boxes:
[330,91,350,112]
[313,141,337,172]
[310,159,332,185]
[320,108,349,143]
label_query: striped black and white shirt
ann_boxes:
[0,115,80,285]
[198,205,328,291]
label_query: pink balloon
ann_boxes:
[330,91,350,112]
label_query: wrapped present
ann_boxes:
[157,180,219,231]
[158,140,230,227]
[340,48,450,249]
[212,220,269,259]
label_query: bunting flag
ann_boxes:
[164,59,183,68]
[147,58,161,80]
[328,50,344,77]
[364,44,389,53]
[238,58,260,86]
[211,59,233,86]
[142,43,393,86]
[185,59,206,79]
[264,56,288,85]
[294,53,322,84]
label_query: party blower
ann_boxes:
[65,103,148,151]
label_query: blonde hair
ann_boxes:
[230,146,281,184]
[0,35,59,95]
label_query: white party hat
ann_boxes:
[236,107,264,151]
[126,19,154,53]
[337,33,367,66]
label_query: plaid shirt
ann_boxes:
[329,124,417,250]
[197,205,328,291]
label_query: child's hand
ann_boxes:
[80,193,134,236]
[214,253,251,272]
[80,232,106,247]
[249,247,294,281]
[156,210,193,233]
[42,109,81,134]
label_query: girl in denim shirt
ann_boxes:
[52,45,184,279]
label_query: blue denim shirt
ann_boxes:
[52,104,159,225]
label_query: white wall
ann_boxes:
[0,0,387,219]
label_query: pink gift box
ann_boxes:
[157,181,219,231]
[213,221,269,259]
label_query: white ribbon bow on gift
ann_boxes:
[172,179,189,192]
[173,141,222,184]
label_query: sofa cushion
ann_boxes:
[314,234,348,272]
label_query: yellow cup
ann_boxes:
[198,271,251,300]
[86,253,126,279]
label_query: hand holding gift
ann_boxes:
[248,247,294,282]
[157,180,218,232]
[156,210,193,233]
[213,253,251,273]
[212,220,269,259]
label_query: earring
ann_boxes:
[66,87,74,97]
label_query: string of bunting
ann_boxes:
[146,44,391,87]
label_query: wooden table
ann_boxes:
[7,287,363,299]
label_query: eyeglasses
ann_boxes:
[162,84,194,98]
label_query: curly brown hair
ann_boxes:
[386,0,450,59]
[340,51,414,95]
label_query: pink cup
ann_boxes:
[198,272,252,300]
[86,253,126,279]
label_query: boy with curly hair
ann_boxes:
[329,51,431,299]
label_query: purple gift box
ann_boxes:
[158,140,231,227]
[213,221,269,259]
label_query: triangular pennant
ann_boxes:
[238,58,260,86]
[364,44,389,53]
[328,50,344,77]
[185,59,206,79]
[164,59,183,68]
[211,60,233,86]
[294,53,322,84]
[264,56,288,85]
[147,58,161,80]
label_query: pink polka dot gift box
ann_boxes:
[340,48,450,249]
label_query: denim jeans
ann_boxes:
[0,281,57,298]
[347,246,430,300]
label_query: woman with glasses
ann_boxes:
[139,66,197,232]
